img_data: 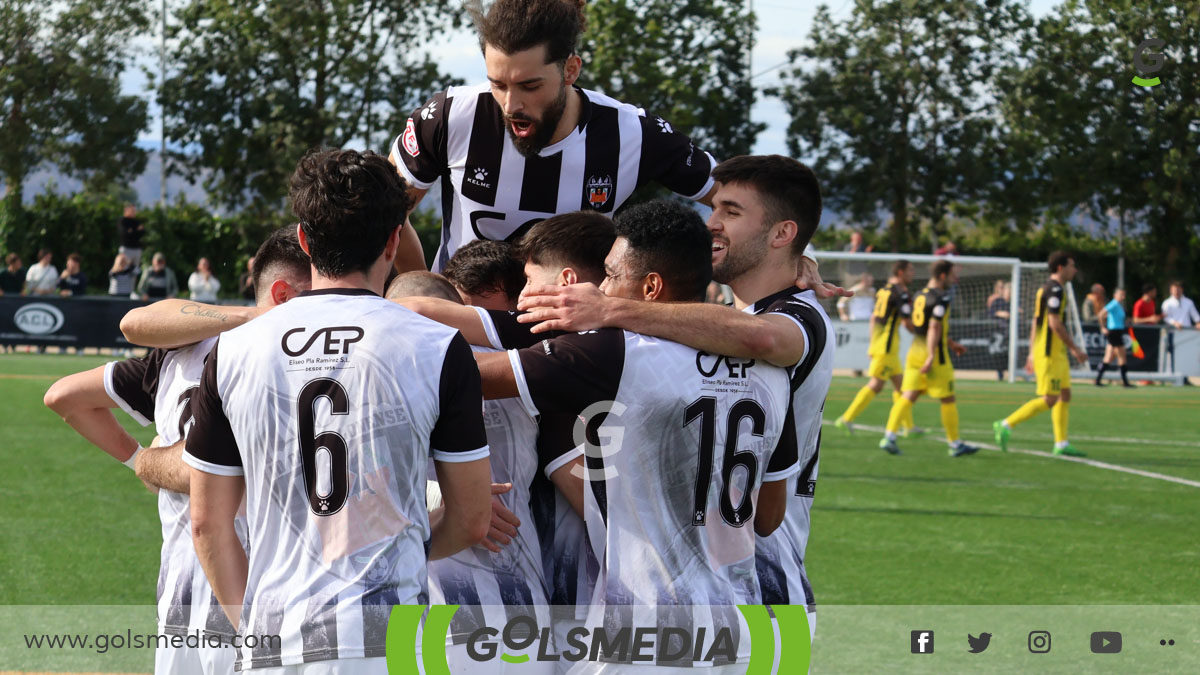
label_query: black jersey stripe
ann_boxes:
[461,92,504,207]
[300,593,339,663]
[519,152,564,214]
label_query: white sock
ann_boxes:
[885,431,897,441]
[1055,440,1069,450]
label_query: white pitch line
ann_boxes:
[960,429,1200,449]
[822,420,1200,490]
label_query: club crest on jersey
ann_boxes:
[467,167,492,190]
[420,101,438,121]
[402,119,420,157]
[586,175,612,209]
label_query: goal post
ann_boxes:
[811,251,1032,382]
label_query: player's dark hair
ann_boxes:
[613,199,712,302]
[931,259,954,281]
[892,259,911,276]
[1142,282,1157,295]
[290,149,410,278]
[1047,250,1073,274]
[385,271,462,303]
[711,155,822,256]
[252,226,311,305]
[444,239,525,301]
[517,211,615,284]
[475,0,586,65]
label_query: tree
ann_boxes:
[774,0,1030,251]
[0,0,150,207]
[163,0,465,212]
[996,0,1200,281]
[578,0,763,162]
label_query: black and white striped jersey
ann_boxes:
[105,338,248,643]
[392,83,717,271]
[427,346,550,644]
[748,289,835,611]
[507,329,797,666]
[472,307,597,618]
[182,289,489,669]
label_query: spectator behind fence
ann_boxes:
[838,273,876,321]
[1081,283,1106,322]
[57,254,87,297]
[108,253,137,298]
[934,240,958,256]
[1162,281,1200,385]
[137,253,178,300]
[187,257,221,302]
[843,229,873,278]
[238,257,256,301]
[118,204,145,269]
[24,249,58,296]
[1132,283,1161,324]
[0,253,24,295]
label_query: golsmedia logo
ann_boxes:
[1132,38,1165,87]
[386,605,810,673]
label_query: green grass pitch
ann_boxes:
[2,353,1198,607]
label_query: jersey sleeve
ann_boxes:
[763,297,814,368]
[510,329,625,419]
[930,293,950,320]
[182,340,244,477]
[475,307,544,350]
[1044,283,1064,315]
[763,402,800,482]
[391,91,449,190]
[637,112,716,201]
[103,348,170,427]
[535,412,585,479]
[430,333,490,463]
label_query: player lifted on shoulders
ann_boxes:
[835,259,921,437]
[880,260,979,457]
[994,251,1089,456]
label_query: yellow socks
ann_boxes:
[886,397,914,435]
[941,402,960,444]
[895,391,915,430]
[1005,398,1050,428]
[1052,400,1069,444]
[842,386,877,423]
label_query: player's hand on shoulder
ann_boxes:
[516,283,609,334]
[795,256,851,299]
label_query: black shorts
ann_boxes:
[1106,331,1125,348]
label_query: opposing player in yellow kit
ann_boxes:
[994,251,1089,456]
[835,260,922,436]
[880,260,978,457]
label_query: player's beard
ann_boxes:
[504,84,569,158]
[712,230,770,285]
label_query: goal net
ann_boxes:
[811,252,1090,382]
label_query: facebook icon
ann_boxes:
[911,630,935,654]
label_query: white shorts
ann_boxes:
[251,657,388,675]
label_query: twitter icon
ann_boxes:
[967,633,992,653]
